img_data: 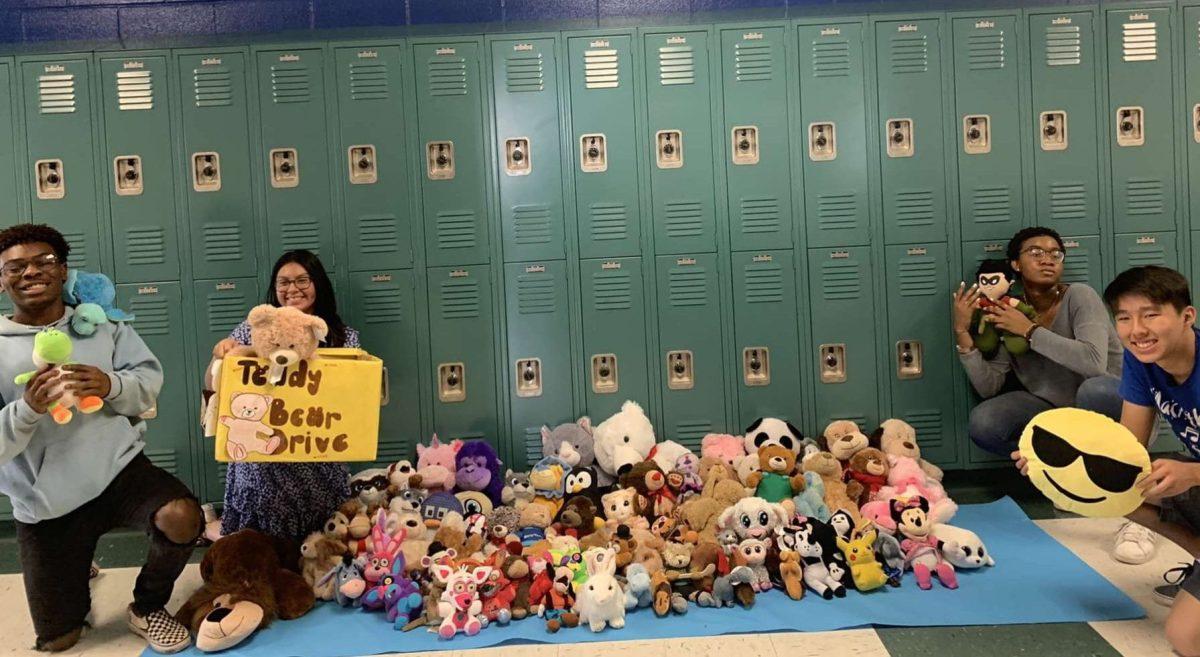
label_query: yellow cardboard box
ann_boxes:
[210,348,385,463]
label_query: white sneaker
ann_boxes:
[127,605,191,654]
[1112,520,1159,565]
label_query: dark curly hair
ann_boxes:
[1006,226,1065,264]
[0,223,70,263]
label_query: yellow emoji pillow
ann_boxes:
[1018,408,1151,517]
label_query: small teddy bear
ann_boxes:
[845,447,890,505]
[745,445,806,504]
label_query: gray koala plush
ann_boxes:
[500,470,534,507]
[540,417,595,469]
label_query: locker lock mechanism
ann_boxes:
[656,130,683,169]
[114,155,143,196]
[1115,107,1144,147]
[591,353,618,394]
[896,340,924,379]
[35,159,65,200]
[731,126,759,165]
[963,115,991,155]
[438,362,466,402]
[666,350,694,390]
[348,145,377,185]
[819,343,847,383]
[269,148,299,188]
[580,134,607,172]
[743,347,770,387]
[192,152,221,192]
[505,138,531,176]
[427,141,455,180]
[1040,111,1067,151]
[809,122,836,161]
[515,358,542,397]
[886,118,914,158]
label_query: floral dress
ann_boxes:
[219,321,361,540]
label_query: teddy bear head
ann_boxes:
[736,453,762,486]
[822,420,869,461]
[244,304,328,368]
[873,418,921,459]
[801,450,842,478]
[593,400,656,478]
[619,460,666,496]
[849,447,889,479]
[229,392,272,421]
[701,433,746,468]
[757,444,797,475]
[518,502,553,530]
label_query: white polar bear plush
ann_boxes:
[648,440,693,475]
[932,524,995,569]
[593,400,656,484]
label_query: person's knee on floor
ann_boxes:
[153,498,202,546]
[968,402,1016,456]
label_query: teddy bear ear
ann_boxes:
[307,315,329,344]
[246,304,275,328]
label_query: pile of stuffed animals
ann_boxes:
[182,401,996,651]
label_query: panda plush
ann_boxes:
[743,417,805,457]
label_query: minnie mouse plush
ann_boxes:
[890,496,958,591]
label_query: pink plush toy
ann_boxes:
[416,435,463,493]
[860,455,956,532]
[701,433,746,469]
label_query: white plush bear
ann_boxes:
[932,524,995,569]
[648,440,692,474]
[593,400,656,485]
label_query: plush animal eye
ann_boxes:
[623,436,630,443]
[380,559,389,567]
[623,500,630,507]
[963,546,973,556]
[741,515,751,528]
[758,512,769,526]
[978,547,985,557]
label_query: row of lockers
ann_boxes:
[2,3,1200,513]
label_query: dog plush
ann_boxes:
[873,418,944,482]
[822,420,870,469]
[176,530,314,652]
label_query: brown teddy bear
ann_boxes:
[176,529,314,653]
[744,445,805,504]
[872,418,944,481]
[845,447,890,505]
[226,304,328,384]
[822,420,869,471]
[802,450,863,522]
[555,496,602,540]
[698,459,747,507]
[620,460,676,518]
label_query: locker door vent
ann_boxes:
[62,231,89,269]
[584,48,619,89]
[349,62,389,101]
[207,293,251,333]
[38,73,76,114]
[270,64,311,104]
[890,34,929,74]
[744,262,784,304]
[1049,182,1088,221]
[734,42,772,82]
[658,45,695,86]
[904,410,944,447]
[897,257,939,297]
[145,449,178,475]
[1122,20,1158,62]
[440,278,481,319]
[668,267,708,307]
[664,201,704,239]
[739,197,781,235]
[279,219,320,252]
[201,222,244,263]
[893,190,935,229]
[967,31,1006,70]
[125,227,167,266]
[193,67,233,107]
[427,55,468,97]
[1045,25,1082,66]
[1126,178,1166,215]
[512,204,553,246]
[816,193,857,232]
[592,270,633,311]
[116,69,153,111]
[127,295,170,335]
[505,51,545,93]
[357,215,400,254]
[1062,242,1093,284]
[588,203,629,243]
[971,186,1012,224]
[434,210,478,251]
[1126,238,1168,267]
[812,39,851,78]
[516,272,557,315]
[820,259,864,301]
[363,285,405,324]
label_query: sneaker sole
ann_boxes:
[1110,549,1155,566]
[126,620,191,655]
[1153,591,1177,607]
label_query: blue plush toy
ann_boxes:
[61,269,135,335]
[792,471,830,522]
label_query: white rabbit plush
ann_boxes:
[574,547,626,632]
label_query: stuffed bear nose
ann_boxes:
[207,607,233,623]
[904,442,914,449]
[275,354,288,364]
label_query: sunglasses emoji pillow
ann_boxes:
[1018,408,1151,517]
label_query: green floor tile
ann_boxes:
[878,623,1122,657]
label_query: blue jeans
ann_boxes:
[968,375,1123,456]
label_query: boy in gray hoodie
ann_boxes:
[0,224,201,654]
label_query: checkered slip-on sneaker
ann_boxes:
[127,605,191,654]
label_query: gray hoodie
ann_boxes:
[0,306,163,523]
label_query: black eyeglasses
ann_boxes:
[1030,425,1142,493]
[275,276,312,291]
[1021,247,1066,262]
[0,253,61,278]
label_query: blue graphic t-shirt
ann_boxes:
[1119,328,1200,459]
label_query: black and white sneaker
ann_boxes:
[1153,562,1196,607]
[127,605,192,654]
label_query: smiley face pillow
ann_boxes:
[1018,408,1151,517]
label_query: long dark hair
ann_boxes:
[265,250,348,348]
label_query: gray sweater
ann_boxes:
[958,283,1123,407]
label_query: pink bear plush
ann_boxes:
[416,434,462,493]
[700,433,746,470]
[860,455,956,532]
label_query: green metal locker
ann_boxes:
[656,253,727,449]
[875,19,949,245]
[414,41,491,267]
[567,34,642,260]
[427,264,498,441]
[348,269,421,469]
[191,276,260,503]
[580,256,652,423]
[505,261,573,468]
[491,38,567,263]
[1186,7,1200,241]
[114,282,195,488]
[731,250,802,428]
[99,54,180,284]
[21,57,104,271]
[807,246,878,431]
[176,50,258,281]
[1114,232,1179,271]
[885,243,957,467]
[796,22,871,248]
[1027,11,1102,236]
[1060,235,1103,290]
[951,16,1024,241]
[720,26,793,252]
[1106,7,1176,233]
[333,45,414,272]
[644,31,718,255]
[0,59,20,227]
[255,48,335,264]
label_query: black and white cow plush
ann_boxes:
[790,516,846,600]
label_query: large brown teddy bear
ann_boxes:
[619,460,676,518]
[845,447,890,506]
[802,450,863,522]
[744,445,805,504]
[176,529,315,652]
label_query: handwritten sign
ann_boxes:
[212,348,383,463]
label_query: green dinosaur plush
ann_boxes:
[14,329,104,424]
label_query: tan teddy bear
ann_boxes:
[822,420,870,471]
[228,304,329,384]
[871,418,944,482]
[802,450,863,522]
[744,445,805,504]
